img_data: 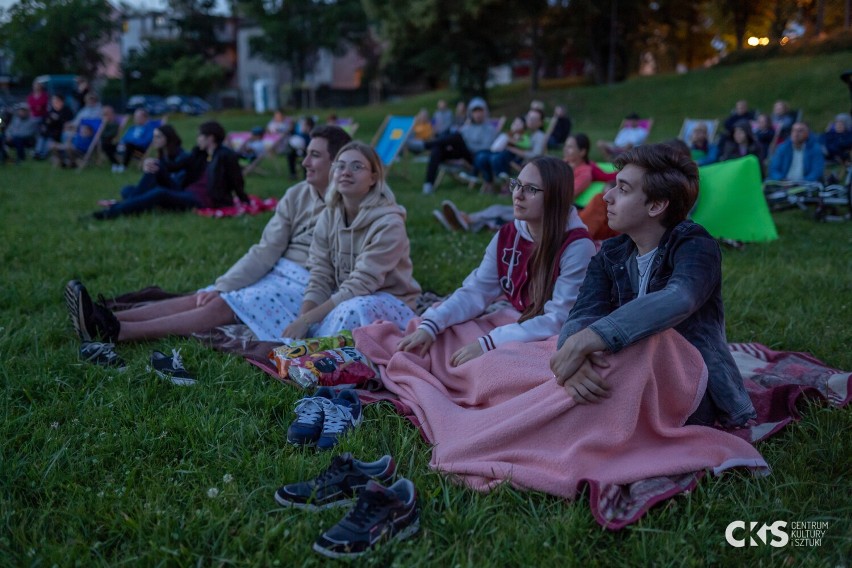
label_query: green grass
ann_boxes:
[1,51,851,565]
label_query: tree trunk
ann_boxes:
[607,0,617,84]
[530,17,540,93]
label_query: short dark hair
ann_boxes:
[309,125,352,160]
[198,121,226,145]
[614,143,699,228]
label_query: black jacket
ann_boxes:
[175,145,248,207]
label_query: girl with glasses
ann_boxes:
[282,141,421,339]
[392,155,595,366]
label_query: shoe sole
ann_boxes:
[147,366,197,386]
[432,210,454,232]
[312,516,420,559]
[441,201,469,231]
[64,280,91,342]
[274,491,353,511]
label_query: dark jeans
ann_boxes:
[425,133,474,184]
[7,136,36,161]
[100,186,201,219]
[102,140,119,165]
[121,142,148,166]
[120,172,159,199]
[474,150,519,182]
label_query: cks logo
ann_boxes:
[725,521,789,547]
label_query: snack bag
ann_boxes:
[278,346,378,389]
[275,331,354,360]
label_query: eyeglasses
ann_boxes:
[332,161,370,174]
[508,178,543,197]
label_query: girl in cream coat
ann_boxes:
[283,141,421,339]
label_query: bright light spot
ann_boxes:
[759,37,769,46]
[747,37,760,47]
[780,37,790,46]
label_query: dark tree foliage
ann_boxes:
[0,0,118,80]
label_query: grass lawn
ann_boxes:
[1,51,851,565]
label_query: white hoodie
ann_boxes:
[419,208,594,351]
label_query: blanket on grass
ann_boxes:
[195,194,277,218]
[105,288,851,529]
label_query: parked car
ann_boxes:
[126,94,169,116]
[165,95,212,115]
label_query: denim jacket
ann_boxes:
[557,221,755,427]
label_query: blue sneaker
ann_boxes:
[317,390,362,451]
[287,387,336,447]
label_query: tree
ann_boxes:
[365,0,530,98]
[237,0,371,106]
[0,0,117,80]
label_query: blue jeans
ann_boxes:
[101,187,201,219]
[120,173,159,199]
[474,150,519,182]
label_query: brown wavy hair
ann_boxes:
[519,156,575,322]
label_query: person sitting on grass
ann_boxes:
[64,126,352,365]
[3,104,40,163]
[282,141,422,340]
[394,155,595,365]
[766,122,824,183]
[108,124,188,204]
[549,143,756,427]
[92,121,247,220]
[597,112,648,161]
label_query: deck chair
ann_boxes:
[226,131,286,176]
[76,117,106,171]
[371,115,415,172]
[335,117,360,137]
[53,118,101,169]
[679,118,719,143]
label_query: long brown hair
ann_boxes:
[519,156,575,322]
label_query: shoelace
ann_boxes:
[322,402,355,434]
[169,348,187,372]
[85,342,120,363]
[309,455,353,487]
[343,489,393,529]
[294,396,336,424]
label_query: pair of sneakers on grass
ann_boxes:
[275,452,420,559]
[64,280,195,385]
[286,386,363,451]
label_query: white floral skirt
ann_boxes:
[215,258,309,342]
[310,292,416,339]
[209,258,416,342]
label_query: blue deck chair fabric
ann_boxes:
[373,115,415,168]
[691,155,778,242]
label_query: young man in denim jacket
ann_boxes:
[549,143,755,427]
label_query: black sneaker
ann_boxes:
[65,280,121,342]
[286,387,336,447]
[274,453,395,511]
[149,349,196,386]
[312,478,420,559]
[80,341,127,370]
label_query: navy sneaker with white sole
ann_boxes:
[286,386,337,447]
[317,389,362,451]
[312,477,420,559]
[274,453,395,511]
[149,349,196,386]
[80,341,127,370]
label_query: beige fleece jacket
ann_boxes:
[214,181,324,292]
[303,184,421,309]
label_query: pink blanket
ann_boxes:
[353,311,768,529]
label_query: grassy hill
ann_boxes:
[0,51,849,565]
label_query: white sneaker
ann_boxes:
[457,171,478,184]
[422,182,434,195]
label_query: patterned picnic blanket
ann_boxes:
[105,288,850,529]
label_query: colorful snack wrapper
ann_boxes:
[273,346,378,389]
